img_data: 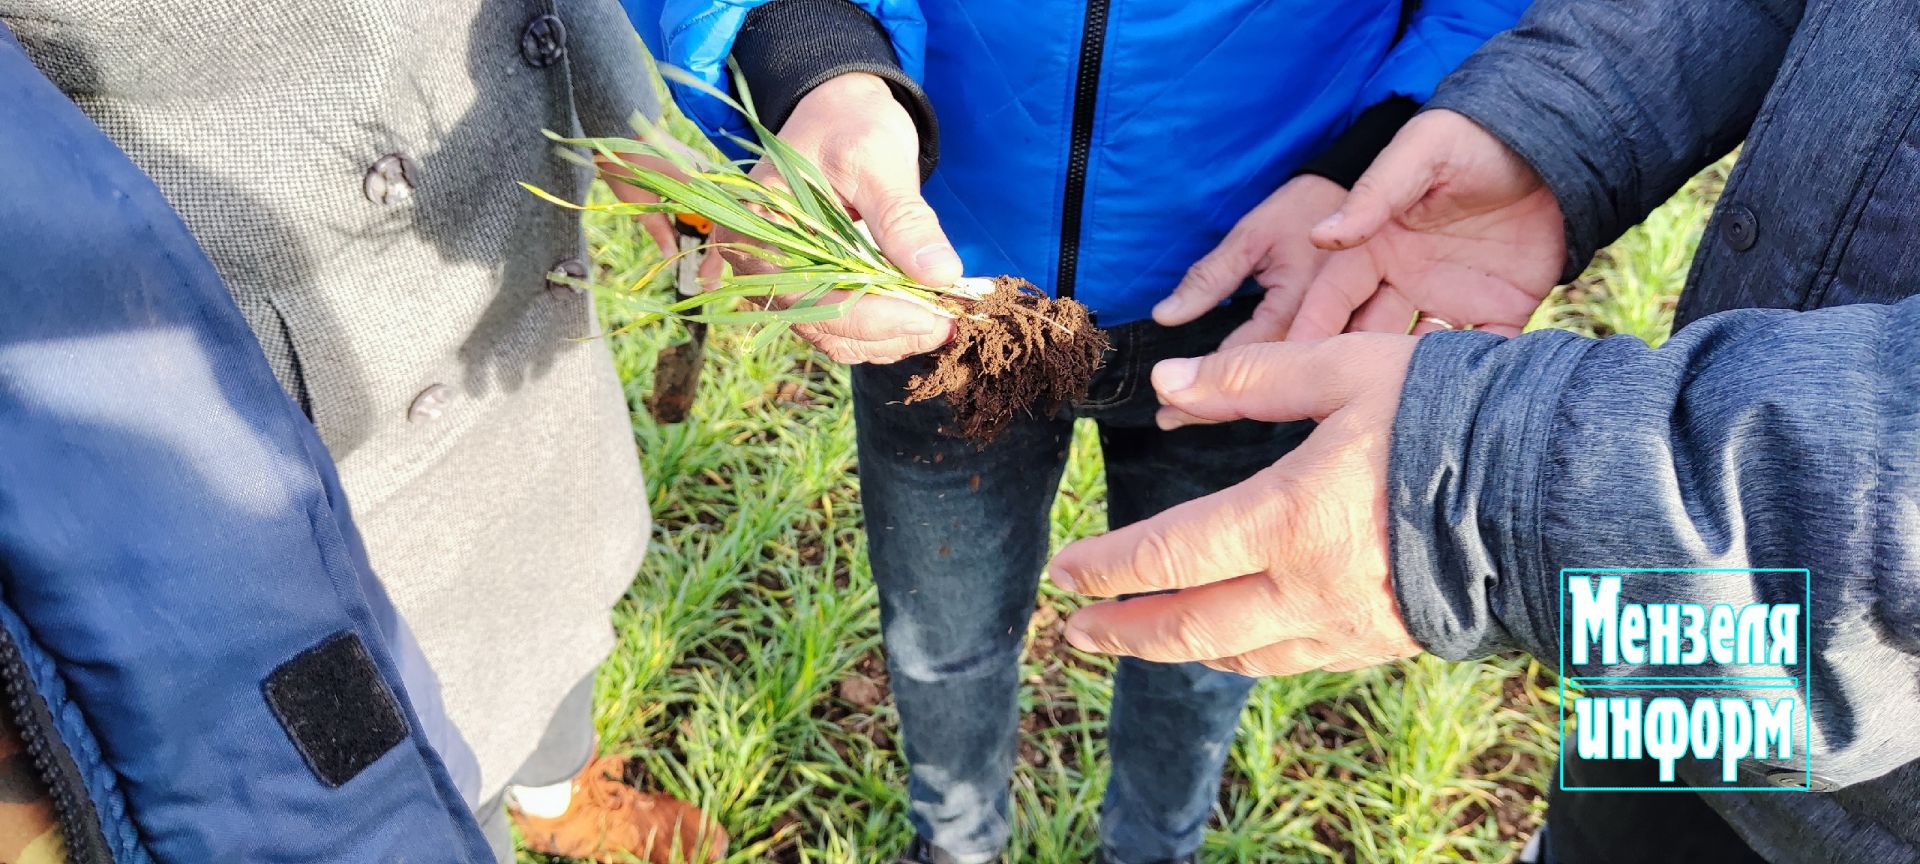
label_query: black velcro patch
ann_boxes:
[262,632,408,787]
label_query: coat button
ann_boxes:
[1721,204,1759,252]
[408,384,455,423]
[364,153,418,205]
[546,257,589,294]
[1766,770,1835,791]
[519,14,567,67]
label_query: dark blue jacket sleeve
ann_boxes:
[1387,298,1920,788]
[1423,0,1807,280]
[0,26,490,860]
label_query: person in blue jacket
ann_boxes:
[626,2,1529,862]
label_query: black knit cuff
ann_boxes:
[1296,96,1420,189]
[732,0,941,180]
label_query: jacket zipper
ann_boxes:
[1055,0,1113,301]
[0,628,113,864]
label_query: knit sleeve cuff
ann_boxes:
[731,0,940,180]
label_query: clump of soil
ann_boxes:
[905,277,1108,443]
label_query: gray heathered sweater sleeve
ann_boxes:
[1423,0,1806,281]
[1388,297,1920,787]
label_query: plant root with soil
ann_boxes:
[905,277,1107,443]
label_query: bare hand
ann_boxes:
[1155,174,1348,347]
[1289,109,1566,342]
[1153,173,1346,428]
[599,151,687,258]
[720,72,959,364]
[1048,335,1424,676]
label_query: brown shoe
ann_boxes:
[510,755,727,863]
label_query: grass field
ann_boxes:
[535,160,1731,864]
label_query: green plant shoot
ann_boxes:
[522,59,990,347]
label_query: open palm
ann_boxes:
[1286,110,1567,342]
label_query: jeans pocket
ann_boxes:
[1074,337,1139,411]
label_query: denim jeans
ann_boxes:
[852,296,1311,863]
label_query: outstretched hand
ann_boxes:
[1155,174,1349,347]
[1048,336,1425,676]
[1289,109,1566,342]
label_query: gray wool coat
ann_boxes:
[3,0,660,800]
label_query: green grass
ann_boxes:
[525,160,1732,864]
[1526,157,1732,345]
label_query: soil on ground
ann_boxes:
[905,277,1107,443]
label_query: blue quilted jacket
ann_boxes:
[626,0,1531,325]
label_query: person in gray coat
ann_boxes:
[1043,0,1920,862]
[0,1,723,860]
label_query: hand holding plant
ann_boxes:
[529,61,1106,442]
[718,71,958,365]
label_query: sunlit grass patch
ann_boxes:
[533,159,1729,863]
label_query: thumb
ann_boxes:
[854,174,964,287]
[1156,235,1256,326]
[1309,139,1440,252]
[1151,339,1382,424]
